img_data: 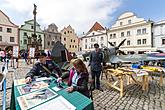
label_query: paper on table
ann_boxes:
[35,77,52,82]
[14,78,26,86]
[17,81,49,95]
[52,86,61,92]
[17,88,57,110]
[31,96,76,110]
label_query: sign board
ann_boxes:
[12,46,19,58]
[29,48,35,57]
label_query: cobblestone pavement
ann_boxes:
[0,60,165,110]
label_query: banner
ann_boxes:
[29,48,35,57]
[12,46,19,58]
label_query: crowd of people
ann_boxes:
[24,43,104,98]
[0,43,104,98]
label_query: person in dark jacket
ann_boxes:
[57,59,89,97]
[89,43,103,91]
[25,52,62,83]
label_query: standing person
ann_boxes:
[23,50,28,64]
[25,52,62,83]
[57,59,89,97]
[89,43,103,91]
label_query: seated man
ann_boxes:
[25,52,62,83]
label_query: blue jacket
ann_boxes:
[25,60,62,79]
[89,50,103,71]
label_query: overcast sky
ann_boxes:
[0,0,165,35]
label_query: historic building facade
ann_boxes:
[44,23,61,50]
[61,25,79,53]
[0,10,19,50]
[81,22,107,52]
[153,20,165,52]
[19,20,44,50]
[107,12,155,54]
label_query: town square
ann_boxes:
[0,0,165,110]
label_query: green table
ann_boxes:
[10,79,94,110]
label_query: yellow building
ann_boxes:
[61,25,79,53]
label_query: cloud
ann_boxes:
[0,0,123,35]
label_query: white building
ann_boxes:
[107,12,155,54]
[0,10,19,50]
[153,20,165,52]
[81,22,107,52]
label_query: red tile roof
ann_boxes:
[88,22,105,33]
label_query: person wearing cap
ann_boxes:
[25,52,62,83]
[89,43,103,91]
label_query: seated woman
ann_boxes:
[58,59,89,98]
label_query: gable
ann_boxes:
[86,30,105,36]
[0,10,18,27]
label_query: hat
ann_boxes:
[39,52,47,57]
[94,43,99,48]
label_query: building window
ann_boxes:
[24,39,27,44]
[0,27,2,32]
[70,45,71,48]
[101,43,103,47]
[120,22,123,26]
[110,34,112,39]
[142,28,146,34]
[10,37,14,42]
[162,39,165,45]
[142,39,146,44]
[70,31,72,33]
[127,31,130,36]
[38,35,41,37]
[75,45,77,48]
[113,34,116,38]
[24,32,27,36]
[74,40,75,42]
[91,38,94,42]
[64,38,66,41]
[72,45,74,48]
[127,40,130,45]
[137,29,141,35]
[7,28,12,33]
[31,26,34,29]
[68,31,69,33]
[64,32,66,34]
[47,41,50,46]
[85,39,87,43]
[113,42,116,46]
[0,36,2,41]
[85,45,87,49]
[137,39,141,45]
[71,39,72,42]
[51,41,55,45]
[121,32,124,37]
[91,44,93,48]
[101,37,104,41]
[128,20,131,24]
